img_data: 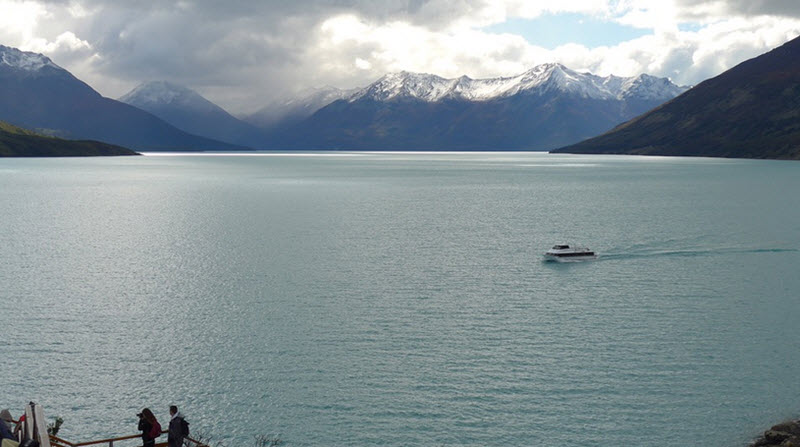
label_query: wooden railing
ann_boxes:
[11,403,209,447]
[49,431,210,447]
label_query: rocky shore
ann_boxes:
[752,420,800,447]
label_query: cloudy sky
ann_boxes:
[2,0,800,113]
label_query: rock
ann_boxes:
[772,422,800,436]
[764,430,792,444]
[751,439,774,447]
[751,419,800,447]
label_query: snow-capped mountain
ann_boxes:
[267,64,688,150]
[120,81,219,112]
[243,86,354,130]
[0,43,689,152]
[348,64,687,103]
[0,44,59,73]
[0,45,240,151]
[119,81,266,148]
[281,86,356,115]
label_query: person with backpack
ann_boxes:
[167,406,189,447]
[137,408,161,447]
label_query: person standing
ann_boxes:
[137,408,161,447]
[0,410,14,442]
[167,406,188,447]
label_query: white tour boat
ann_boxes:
[544,244,597,262]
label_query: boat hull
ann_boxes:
[544,253,597,262]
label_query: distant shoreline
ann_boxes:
[136,150,800,161]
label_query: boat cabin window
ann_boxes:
[553,245,570,249]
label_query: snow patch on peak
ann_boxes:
[0,45,58,72]
[119,81,224,114]
[351,71,456,102]
[523,62,567,77]
[120,81,195,105]
[619,74,689,100]
[281,86,352,108]
[514,64,609,98]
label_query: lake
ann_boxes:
[1,152,799,447]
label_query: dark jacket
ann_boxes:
[138,419,154,445]
[0,420,13,441]
[168,414,186,447]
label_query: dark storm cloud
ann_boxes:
[33,0,493,110]
[42,0,477,28]
[724,0,800,17]
[676,0,800,19]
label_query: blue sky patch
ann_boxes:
[484,13,651,49]
[678,23,703,32]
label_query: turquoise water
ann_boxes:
[1,152,799,447]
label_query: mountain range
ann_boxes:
[0,42,688,152]
[553,35,800,159]
[0,45,240,151]
[115,64,686,151]
[266,65,687,150]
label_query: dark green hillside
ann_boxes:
[0,121,139,157]
[553,35,800,159]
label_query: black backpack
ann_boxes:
[180,418,190,437]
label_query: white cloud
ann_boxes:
[311,7,800,90]
[0,0,48,45]
[505,0,610,19]
[67,1,92,18]
[0,0,94,72]
[25,31,92,53]
[312,13,543,86]
[354,58,372,70]
[614,1,682,32]
[415,0,613,31]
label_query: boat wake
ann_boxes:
[598,247,799,261]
